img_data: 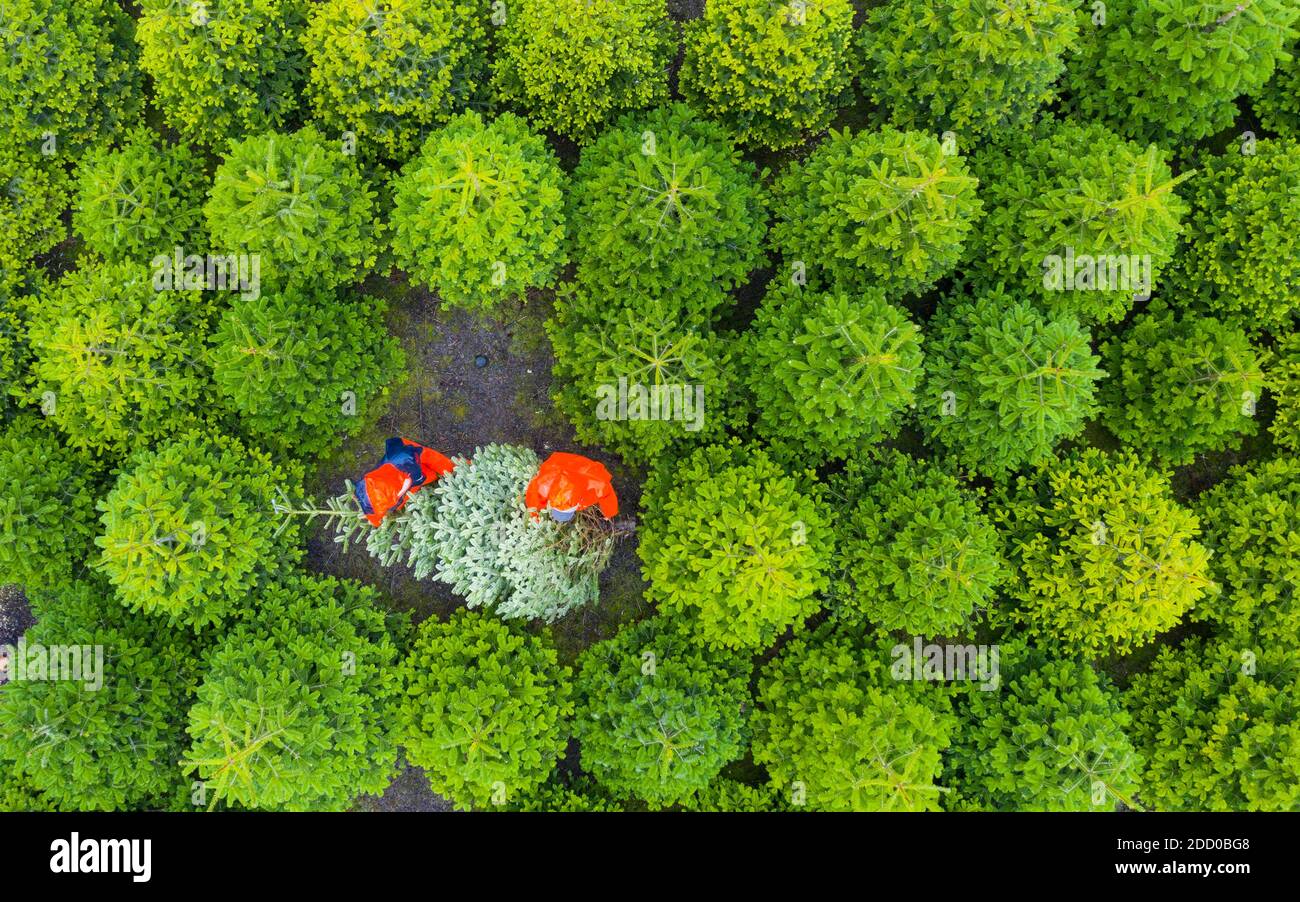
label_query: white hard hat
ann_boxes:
[549,504,579,523]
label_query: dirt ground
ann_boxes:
[667,0,705,19]
[0,585,33,685]
[352,761,459,813]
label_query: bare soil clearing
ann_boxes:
[304,280,650,653]
[0,585,33,685]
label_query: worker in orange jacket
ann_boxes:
[355,437,455,527]
[526,452,618,523]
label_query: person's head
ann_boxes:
[548,504,578,523]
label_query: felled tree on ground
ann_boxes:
[340,443,614,622]
[398,610,572,809]
[183,575,402,810]
[573,615,751,807]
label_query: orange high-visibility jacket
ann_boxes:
[525,452,618,519]
[356,437,455,527]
